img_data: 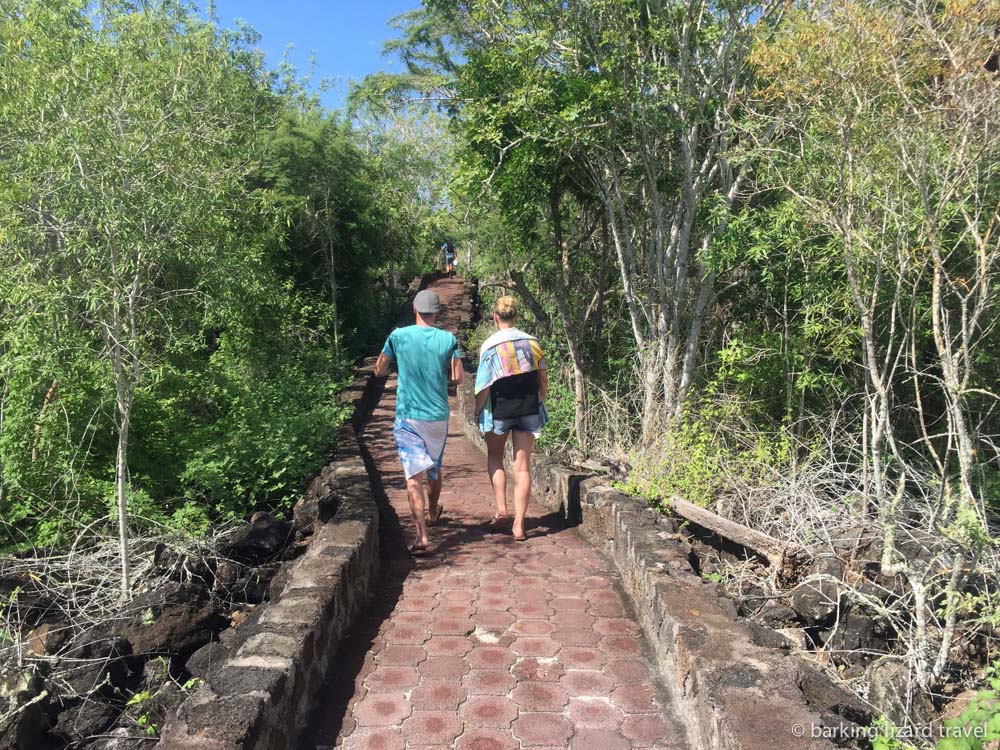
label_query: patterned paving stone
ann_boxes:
[512,713,574,746]
[562,670,616,697]
[409,680,467,710]
[510,681,570,711]
[400,711,464,745]
[568,697,627,729]
[419,655,470,679]
[463,669,517,696]
[510,637,561,657]
[353,694,412,727]
[304,276,688,750]
[511,657,564,683]
[621,714,670,746]
[570,729,632,750]
[512,619,557,636]
[455,729,519,750]
[459,695,519,728]
[365,666,420,693]
[612,684,659,713]
[467,646,516,669]
[341,727,406,750]
[560,646,607,670]
[423,636,474,657]
[377,645,427,667]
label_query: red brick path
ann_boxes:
[303,277,688,750]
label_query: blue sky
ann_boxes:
[211,1,421,110]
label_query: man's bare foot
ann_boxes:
[408,541,431,556]
[426,504,444,526]
[486,513,509,527]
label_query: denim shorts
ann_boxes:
[490,412,544,436]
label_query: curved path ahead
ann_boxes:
[303,276,688,750]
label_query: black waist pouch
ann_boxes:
[491,371,540,419]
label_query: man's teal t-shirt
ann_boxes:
[381,325,460,421]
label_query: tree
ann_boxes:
[0,0,276,594]
[748,0,1000,689]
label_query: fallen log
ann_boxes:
[667,495,810,579]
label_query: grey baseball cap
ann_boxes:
[413,289,442,314]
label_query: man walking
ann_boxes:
[374,289,463,554]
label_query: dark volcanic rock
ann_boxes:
[185,640,230,680]
[791,556,843,625]
[229,569,273,604]
[757,602,801,628]
[867,660,934,726]
[745,621,793,650]
[219,512,291,564]
[89,727,138,750]
[119,582,226,658]
[798,665,873,726]
[820,605,889,657]
[212,560,246,593]
[0,662,49,750]
[26,622,70,656]
[52,697,118,744]
[294,471,339,542]
[61,629,133,698]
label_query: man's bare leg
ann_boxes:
[427,474,443,525]
[406,472,430,550]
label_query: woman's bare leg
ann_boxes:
[511,431,535,538]
[485,431,509,518]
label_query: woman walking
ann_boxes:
[474,296,547,540]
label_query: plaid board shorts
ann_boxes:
[393,417,448,480]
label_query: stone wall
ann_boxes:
[156,275,432,750]
[455,376,857,750]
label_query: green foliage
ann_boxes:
[618,401,794,511]
[870,716,917,750]
[0,0,439,551]
[934,663,1000,750]
[535,361,578,451]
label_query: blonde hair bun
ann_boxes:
[493,296,518,322]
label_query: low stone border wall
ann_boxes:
[455,378,859,750]
[157,276,437,749]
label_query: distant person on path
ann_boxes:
[474,296,548,541]
[442,240,456,276]
[375,289,463,554]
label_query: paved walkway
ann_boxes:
[304,277,687,750]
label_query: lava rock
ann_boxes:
[26,622,70,656]
[185,640,230,680]
[52,697,118,744]
[820,605,889,657]
[153,544,212,586]
[791,556,843,625]
[228,569,273,604]
[757,602,801,628]
[61,629,133,698]
[798,665,873,726]
[212,560,247,593]
[867,660,934,727]
[119,581,226,659]
[746,621,793,650]
[88,727,137,750]
[219,512,291,564]
[294,473,339,542]
[0,573,56,630]
[0,661,49,750]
